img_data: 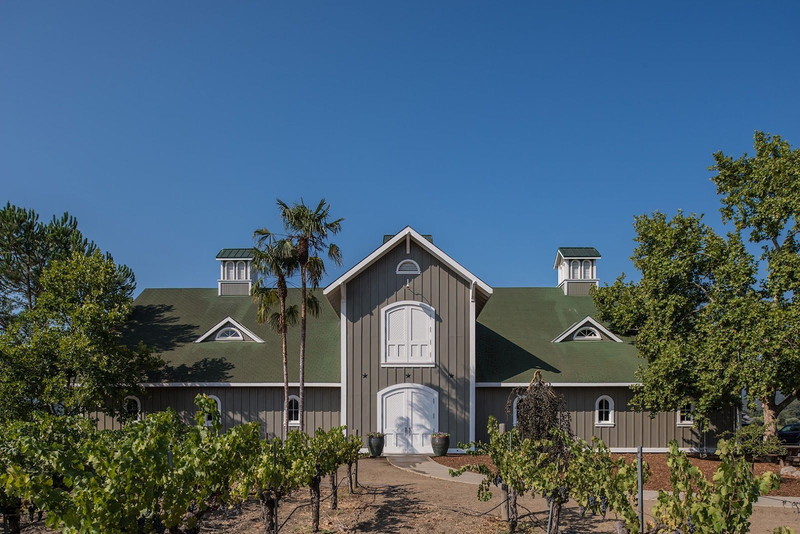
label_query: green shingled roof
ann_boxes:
[476,288,640,383]
[216,248,255,259]
[126,286,639,385]
[557,247,601,258]
[125,288,340,383]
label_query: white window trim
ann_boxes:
[195,316,265,343]
[286,395,300,427]
[395,259,421,275]
[205,395,222,427]
[677,404,694,427]
[552,316,623,343]
[124,395,142,421]
[595,395,615,427]
[582,260,592,279]
[215,327,244,341]
[236,261,246,280]
[380,300,436,367]
[570,260,580,279]
[225,261,235,281]
[573,327,601,341]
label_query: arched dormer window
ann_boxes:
[396,259,421,275]
[237,261,246,280]
[215,327,243,341]
[595,395,615,427]
[225,261,235,280]
[573,327,600,341]
[124,396,142,422]
[286,395,300,427]
[381,301,435,366]
[205,395,222,427]
[570,260,580,279]
[582,260,592,279]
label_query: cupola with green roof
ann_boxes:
[553,247,601,296]
[216,248,255,296]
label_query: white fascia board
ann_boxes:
[552,250,564,270]
[140,382,340,387]
[216,256,254,261]
[194,316,265,343]
[475,382,640,387]
[340,284,348,429]
[323,226,493,298]
[552,315,623,343]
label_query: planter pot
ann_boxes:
[431,436,450,457]
[368,436,384,457]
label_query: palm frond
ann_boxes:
[306,293,321,318]
[285,304,300,326]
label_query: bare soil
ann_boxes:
[17,457,800,533]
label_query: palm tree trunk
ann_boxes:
[299,263,307,432]
[280,295,289,439]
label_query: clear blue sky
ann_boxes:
[2,2,799,295]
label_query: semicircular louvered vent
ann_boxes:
[396,259,421,275]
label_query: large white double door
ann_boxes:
[378,384,438,454]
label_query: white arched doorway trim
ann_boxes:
[377,383,438,454]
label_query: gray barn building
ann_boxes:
[109,226,733,453]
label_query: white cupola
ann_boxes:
[553,247,600,296]
[216,248,254,296]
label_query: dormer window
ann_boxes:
[215,327,243,341]
[396,259,421,275]
[573,327,600,340]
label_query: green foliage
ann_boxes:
[567,438,648,532]
[0,202,97,328]
[1,394,260,533]
[651,440,780,534]
[719,424,786,459]
[0,251,160,421]
[593,132,800,432]
[774,528,796,534]
[451,417,550,500]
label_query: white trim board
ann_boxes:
[324,226,492,298]
[340,284,348,430]
[194,316,265,344]
[476,382,640,388]
[140,382,339,387]
[552,316,623,343]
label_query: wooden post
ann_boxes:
[498,423,509,522]
[637,446,644,533]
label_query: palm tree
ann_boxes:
[276,199,342,431]
[251,234,298,438]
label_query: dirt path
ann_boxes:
[17,457,800,532]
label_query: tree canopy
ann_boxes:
[593,132,800,436]
[0,204,160,422]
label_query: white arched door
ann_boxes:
[377,384,438,454]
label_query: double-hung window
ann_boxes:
[381,301,435,366]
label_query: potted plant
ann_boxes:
[367,432,384,457]
[430,431,450,456]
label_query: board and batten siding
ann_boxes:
[94,386,340,438]
[476,387,735,450]
[345,240,472,446]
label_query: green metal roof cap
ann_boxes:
[216,248,256,259]
[557,247,601,258]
